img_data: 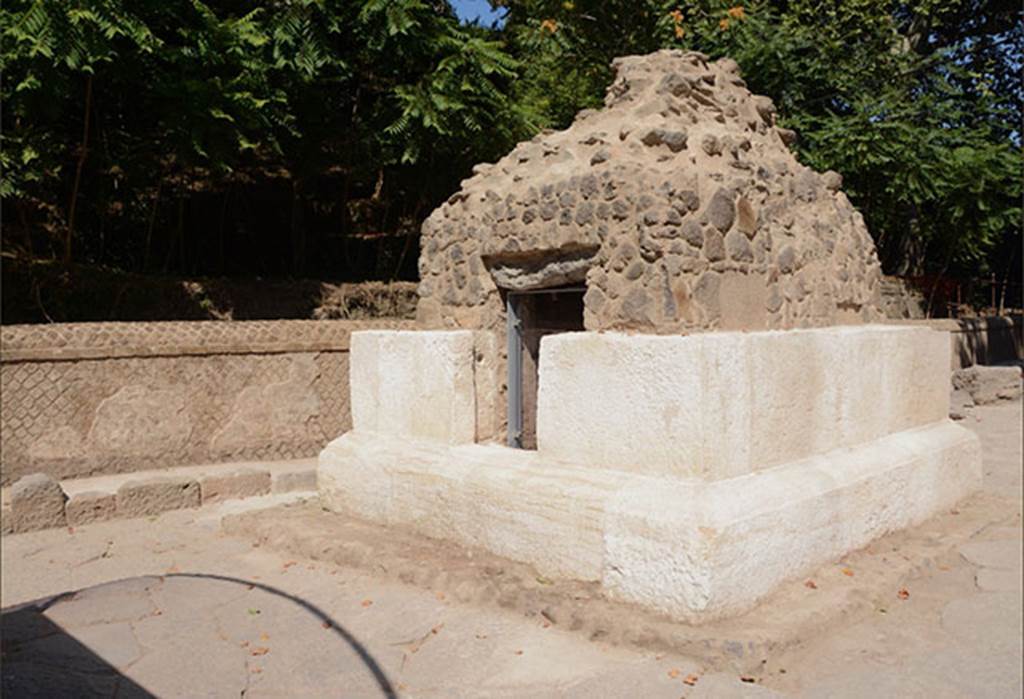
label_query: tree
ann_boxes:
[499,0,1022,291]
[0,0,525,281]
[2,0,1019,318]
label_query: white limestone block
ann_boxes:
[602,421,981,621]
[318,420,981,623]
[349,330,476,444]
[319,432,622,580]
[537,325,951,480]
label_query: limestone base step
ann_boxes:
[319,422,981,623]
[1,458,317,534]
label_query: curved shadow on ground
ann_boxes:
[166,572,397,698]
[1,573,397,699]
[1,591,155,698]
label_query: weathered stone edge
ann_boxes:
[1,342,350,363]
[0,319,416,363]
[886,314,1022,333]
[2,465,316,534]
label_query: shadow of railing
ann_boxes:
[1,600,156,697]
[167,573,398,698]
[1,573,397,699]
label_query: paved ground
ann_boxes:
[2,403,1020,698]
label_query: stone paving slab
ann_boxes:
[959,538,1023,570]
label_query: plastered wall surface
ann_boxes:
[1,320,411,485]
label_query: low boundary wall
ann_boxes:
[891,315,1023,369]
[0,319,412,485]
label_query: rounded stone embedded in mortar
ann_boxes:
[416,48,885,334]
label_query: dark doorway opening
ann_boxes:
[506,286,585,449]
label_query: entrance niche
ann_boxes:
[506,286,585,448]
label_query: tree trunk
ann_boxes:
[219,188,230,275]
[143,180,162,271]
[290,179,305,277]
[178,196,186,274]
[65,73,94,266]
[163,197,185,273]
[391,196,424,280]
[925,249,953,318]
[998,241,1018,314]
[16,200,34,258]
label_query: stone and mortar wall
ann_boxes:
[417,50,885,337]
[0,319,412,486]
[415,49,889,442]
[879,276,925,320]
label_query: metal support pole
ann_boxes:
[506,294,523,448]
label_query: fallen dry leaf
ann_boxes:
[361,599,373,608]
[67,527,75,535]
[395,623,447,655]
[683,674,699,686]
[250,647,270,656]
[804,580,818,590]
[667,669,681,679]
[259,632,270,642]
[514,650,523,655]
[841,568,854,577]
[322,621,332,629]
[436,592,446,601]
[740,676,756,683]
[897,588,910,600]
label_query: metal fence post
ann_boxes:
[506,294,523,448]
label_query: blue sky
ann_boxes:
[450,0,506,26]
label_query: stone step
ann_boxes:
[952,364,1022,405]
[1,458,317,534]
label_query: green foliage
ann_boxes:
[1,0,1019,307]
[499,0,1022,281]
[1,0,525,276]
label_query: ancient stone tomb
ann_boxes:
[319,50,981,623]
[417,49,885,336]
